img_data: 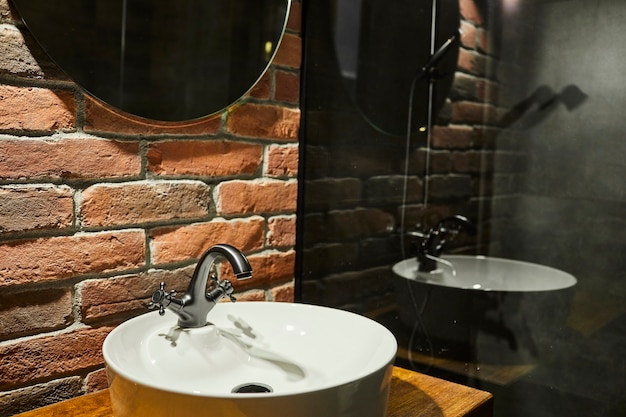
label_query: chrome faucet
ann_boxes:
[415,215,476,272]
[148,244,252,328]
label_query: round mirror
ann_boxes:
[333,0,459,135]
[12,0,291,121]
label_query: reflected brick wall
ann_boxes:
[299,0,526,311]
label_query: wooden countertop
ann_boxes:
[15,367,492,417]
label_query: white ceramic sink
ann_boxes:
[103,302,397,417]
[392,255,577,292]
[392,255,577,363]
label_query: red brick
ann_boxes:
[452,101,498,125]
[0,138,141,180]
[267,215,296,248]
[150,217,265,265]
[229,250,296,292]
[274,70,300,103]
[79,268,194,323]
[473,126,499,149]
[225,103,300,141]
[248,71,271,100]
[84,368,109,393]
[286,1,302,33]
[410,149,453,174]
[0,230,145,288]
[0,85,75,131]
[80,181,210,228]
[302,243,359,277]
[0,288,72,341]
[460,0,484,25]
[234,290,266,302]
[325,208,395,241]
[0,24,47,77]
[451,72,478,100]
[305,178,362,210]
[458,49,491,79]
[366,176,422,204]
[147,140,263,177]
[271,281,295,302]
[215,179,298,215]
[428,175,473,200]
[460,21,476,49]
[0,377,83,416]
[458,49,476,75]
[265,144,299,177]
[272,33,302,69]
[0,185,73,234]
[0,23,67,79]
[0,326,113,390]
[83,95,222,135]
[431,125,475,149]
[0,0,20,22]
[324,267,391,298]
[477,28,491,55]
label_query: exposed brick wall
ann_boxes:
[0,0,301,414]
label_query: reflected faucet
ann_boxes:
[415,215,476,272]
[148,244,252,328]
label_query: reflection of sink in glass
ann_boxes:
[392,256,577,363]
[393,255,577,291]
[104,302,397,417]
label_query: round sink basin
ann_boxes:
[392,255,577,291]
[103,302,397,417]
[392,255,577,363]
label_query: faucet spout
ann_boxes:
[417,215,476,272]
[149,244,252,328]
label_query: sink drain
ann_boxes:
[231,383,273,394]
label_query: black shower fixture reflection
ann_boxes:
[500,84,588,129]
[412,30,461,84]
[332,0,460,135]
[400,30,462,242]
[415,215,477,272]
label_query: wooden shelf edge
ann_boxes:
[15,367,492,417]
